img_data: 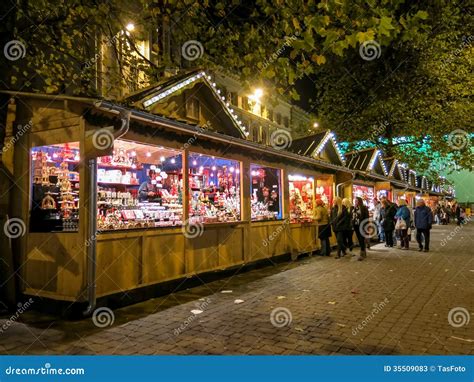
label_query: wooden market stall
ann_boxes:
[287,130,347,252]
[0,71,352,310]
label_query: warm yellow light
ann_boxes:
[253,88,263,99]
[313,122,319,128]
[126,23,135,32]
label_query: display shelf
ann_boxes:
[97,163,143,170]
[98,181,140,186]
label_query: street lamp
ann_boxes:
[313,122,319,128]
[126,23,135,32]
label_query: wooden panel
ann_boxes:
[266,222,291,257]
[290,225,316,254]
[96,237,142,296]
[142,233,185,284]
[217,227,244,268]
[249,225,269,261]
[25,233,84,298]
[185,229,219,274]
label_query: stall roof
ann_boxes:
[123,69,247,139]
[384,157,405,182]
[345,148,388,176]
[288,130,345,166]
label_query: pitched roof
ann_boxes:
[123,69,247,139]
[345,148,388,176]
[288,130,345,165]
[384,157,405,181]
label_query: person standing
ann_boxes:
[414,199,433,252]
[331,197,349,258]
[381,198,397,248]
[395,199,411,250]
[374,199,384,243]
[342,198,354,254]
[352,196,369,260]
[314,199,332,256]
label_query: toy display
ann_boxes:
[250,165,281,221]
[289,175,315,223]
[30,143,80,232]
[188,154,241,223]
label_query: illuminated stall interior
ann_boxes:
[30,143,81,232]
[188,153,241,224]
[250,164,282,221]
[96,139,183,230]
[288,174,315,223]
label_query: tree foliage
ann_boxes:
[0,0,471,175]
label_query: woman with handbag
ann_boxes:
[395,199,411,250]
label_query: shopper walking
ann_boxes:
[314,199,332,256]
[352,196,369,260]
[331,197,349,258]
[395,199,411,250]
[414,199,433,252]
[381,198,397,247]
[342,198,354,254]
[374,199,384,242]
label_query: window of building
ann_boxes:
[96,139,183,230]
[267,109,274,122]
[283,116,289,128]
[30,143,80,232]
[251,164,282,221]
[188,153,241,223]
[289,174,315,223]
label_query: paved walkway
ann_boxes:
[1,224,473,355]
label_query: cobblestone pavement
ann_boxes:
[1,224,473,355]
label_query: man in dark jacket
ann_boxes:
[353,197,369,260]
[414,199,433,252]
[381,199,397,247]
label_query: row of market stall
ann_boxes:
[0,69,453,309]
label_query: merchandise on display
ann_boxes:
[353,184,376,211]
[250,164,282,221]
[30,143,80,232]
[289,175,315,223]
[96,140,183,231]
[189,153,241,223]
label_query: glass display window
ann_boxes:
[288,174,315,223]
[96,139,183,230]
[250,164,282,221]
[30,142,80,232]
[353,184,375,211]
[188,153,241,224]
[376,189,391,201]
[315,177,333,208]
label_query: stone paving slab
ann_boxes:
[0,224,473,355]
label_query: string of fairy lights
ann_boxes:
[140,71,447,194]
